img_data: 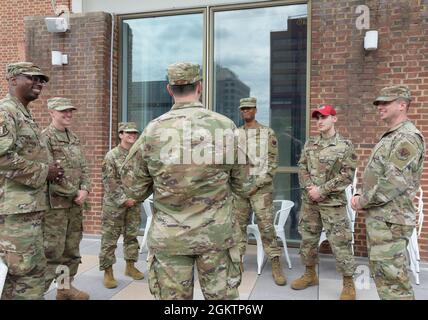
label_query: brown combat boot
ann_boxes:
[56,282,90,300]
[125,260,145,280]
[340,276,356,300]
[103,266,118,289]
[271,256,287,286]
[291,265,319,290]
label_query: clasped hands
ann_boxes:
[350,195,363,211]
[306,185,324,202]
[123,198,137,208]
[47,161,64,183]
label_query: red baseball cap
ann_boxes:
[311,105,337,118]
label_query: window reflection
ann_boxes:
[213,5,307,167]
[214,66,250,127]
[271,18,307,167]
[122,13,204,129]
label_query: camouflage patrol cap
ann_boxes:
[6,62,49,82]
[118,122,139,133]
[239,97,257,109]
[167,62,201,85]
[47,97,76,111]
[373,85,411,105]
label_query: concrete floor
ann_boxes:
[44,234,428,300]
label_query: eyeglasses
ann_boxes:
[22,75,48,85]
[376,101,393,106]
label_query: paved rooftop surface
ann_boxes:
[44,235,428,300]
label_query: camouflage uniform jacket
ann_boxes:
[102,145,129,210]
[0,93,50,215]
[298,132,357,206]
[121,101,252,255]
[360,120,425,226]
[42,123,91,209]
[238,121,278,193]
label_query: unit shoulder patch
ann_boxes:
[390,140,418,171]
[271,137,278,147]
[0,112,9,137]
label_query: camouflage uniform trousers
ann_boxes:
[234,192,281,259]
[366,214,414,300]
[147,246,241,300]
[43,206,83,291]
[298,202,356,276]
[99,205,141,271]
[0,211,46,300]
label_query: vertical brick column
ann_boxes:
[24,12,115,233]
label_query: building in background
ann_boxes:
[215,65,250,127]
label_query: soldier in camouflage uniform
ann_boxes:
[233,97,286,286]
[291,105,357,300]
[121,62,253,300]
[99,122,145,289]
[0,62,64,299]
[42,97,91,300]
[352,86,425,300]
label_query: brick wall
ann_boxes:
[0,0,70,96]
[311,0,428,259]
[24,12,114,233]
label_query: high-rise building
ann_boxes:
[215,65,250,127]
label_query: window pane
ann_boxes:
[273,173,302,241]
[213,5,307,166]
[122,13,204,129]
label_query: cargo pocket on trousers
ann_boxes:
[147,254,161,298]
[4,250,37,276]
[333,219,353,242]
[226,245,242,290]
[70,210,83,233]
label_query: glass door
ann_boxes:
[120,2,308,242]
[211,3,308,242]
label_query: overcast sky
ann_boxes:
[125,4,307,125]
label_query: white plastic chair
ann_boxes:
[246,199,294,274]
[139,194,153,257]
[407,186,424,285]
[0,257,7,296]
[319,169,357,254]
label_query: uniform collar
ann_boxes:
[381,120,410,138]
[6,93,32,118]
[171,101,204,110]
[49,123,71,142]
[314,132,338,146]
[240,120,264,130]
[117,144,129,153]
